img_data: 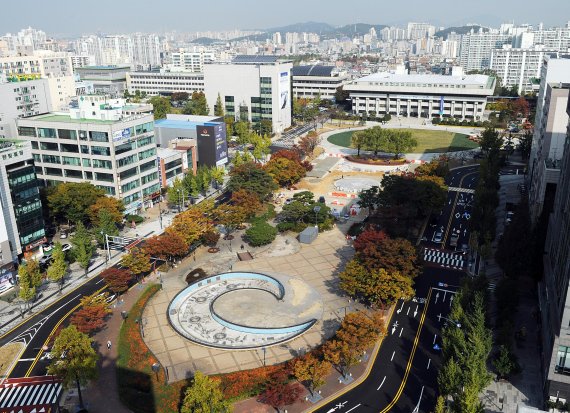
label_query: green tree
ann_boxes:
[384,130,417,158]
[224,115,235,137]
[183,173,200,198]
[210,166,225,189]
[434,396,447,413]
[180,371,230,413]
[47,182,106,224]
[148,96,172,120]
[519,130,532,159]
[18,264,36,308]
[249,131,272,161]
[183,91,210,116]
[214,93,224,116]
[47,242,68,291]
[20,258,42,288]
[95,209,119,246]
[245,220,277,246]
[479,127,502,157]
[233,121,251,145]
[72,223,94,277]
[227,162,277,201]
[351,131,367,156]
[167,177,187,210]
[47,325,98,411]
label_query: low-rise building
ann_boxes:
[17,95,161,214]
[74,66,129,97]
[126,71,204,96]
[154,114,227,168]
[345,68,495,120]
[291,65,349,100]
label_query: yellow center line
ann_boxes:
[378,288,433,413]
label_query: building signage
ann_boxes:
[197,123,228,167]
[0,268,15,292]
[279,71,290,110]
[112,128,131,142]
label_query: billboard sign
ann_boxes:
[0,268,15,293]
[112,128,131,142]
[197,123,228,166]
[279,71,290,110]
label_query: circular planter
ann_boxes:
[208,247,220,253]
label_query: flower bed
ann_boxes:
[117,284,186,413]
[345,155,408,165]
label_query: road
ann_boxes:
[312,165,479,413]
[0,274,109,378]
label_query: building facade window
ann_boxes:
[122,179,141,193]
[40,142,59,151]
[92,159,112,169]
[60,143,79,153]
[64,169,83,179]
[18,126,36,137]
[58,129,77,140]
[38,128,56,138]
[62,156,80,166]
[95,172,114,182]
[42,154,61,164]
[89,131,109,142]
[556,346,570,375]
[91,146,110,156]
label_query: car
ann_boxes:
[284,198,292,205]
[39,255,52,267]
[461,244,469,253]
[41,242,54,253]
[434,232,443,243]
[61,244,72,253]
[450,233,459,247]
[59,231,67,239]
[318,196,326,203]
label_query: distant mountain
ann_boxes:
[265,21,335,34]
[435,25,489,39]
[191,37,220,45]
[333,23,387,38]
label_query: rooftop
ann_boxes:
[355,72,493,87]
[27,114,116,124]
[231,55,291,64]
[154,119,220,130]
[292,65,335,77]
[76,65,130,70]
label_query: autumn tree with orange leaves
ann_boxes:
[143,233,189,267]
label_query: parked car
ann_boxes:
[59,231,67,239]
[450,233,459,247]
[41,242,54,253]
[39,255,52,268]
[61,244,72,253]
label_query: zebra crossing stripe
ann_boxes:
[423,248,465,269]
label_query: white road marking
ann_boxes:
[18,358,36,362]
[427,359,431,369]
[96,278,105,284]
[391,351,395,361]
[406,307,410,316]
[433,334,437,344]
[346,404,361,413]
[377,376,386,390]
[399,327,403,337]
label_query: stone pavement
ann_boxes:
[480,162,544,413]
[141,223,360,382]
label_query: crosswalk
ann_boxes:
[448,186,475,194]
[423,248,466,270]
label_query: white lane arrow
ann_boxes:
[396,301,404,314]
[414,305,418,317]
[435,292,440,304]
[326,408,337,413]
[391,321,399,335]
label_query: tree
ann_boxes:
[230,189,263,218]
[334,85,350,103]
[245,220,277,246]
[493,345,518,379]
[47,325,98,411]
[70,292,111,335]
[210,166,225,188]
[171,92,189,104]
[143,233,189,267]
[167,177,187,210]
[518,130,532,159]
[224,115,235,137]
[384,129,417,158]
[249,132,272,161]
[259,119,273,136]
[434,396,446,413]
[357,186,380,212]
[214,93,224,116]
[298,132,321,156]
[260,380,302,412]
[293,354,331,395]
[168,203,214,245]
[18,265,36,308]
[19,258,42,289]
[272,149,312,171]
[511,96,530,119]
[353,229,420,279]
[148,96,172,119]
[339,259,414,306]
[47,182,105,224]
[213,204,246,244]
[233,121,251,145]
[336,311,386,353]
[323,338,361,377]
[183,91,210,116]
[120,247,151,279]
[180,371,230,413]
[227,162,277,201]
[88,196,124,226]
[71,222,94,276]
[265,157,307,187]
[351,131,367,156]
[100,267,132,294]
[479,127,502,157]
[47,243,68,291]
[95,208,119,246]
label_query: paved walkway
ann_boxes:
[479,159,544,413]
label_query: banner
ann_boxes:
[279,71,290,110]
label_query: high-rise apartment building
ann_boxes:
[459,31,512,71]
[407,23,436,40]
[170,48,215,73]
[16,96,160,214]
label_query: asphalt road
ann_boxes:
[0,274,109,378]
[312,165,480,413]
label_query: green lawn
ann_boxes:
[328,129,478,154]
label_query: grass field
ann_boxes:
[327,129,478,153]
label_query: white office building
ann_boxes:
[126,71,205,96]
[291,65,349,100]
[16,96,161,214]
[131,33,161,68]
[490,46,563,94]
[345,68,495,120]
[203,56,293,134]
[407,23,436,39]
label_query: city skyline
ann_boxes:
[4,0,570,36]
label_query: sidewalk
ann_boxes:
[480,162,543,412]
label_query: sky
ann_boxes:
[3,0,570,37]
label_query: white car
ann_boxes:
[61,244,72,253]
[434,232,443,243]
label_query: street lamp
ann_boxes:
[313,205,321,229]
[437,314,461,328]
[100,231,108,265]
[151,362,161,381]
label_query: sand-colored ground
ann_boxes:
[296,169,384,196]
[0,342,23,378]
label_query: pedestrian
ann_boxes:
[107,340,112,350]
[240,244,244,250]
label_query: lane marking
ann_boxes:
[406,307,410,316]
[427,359,431,369]
[391,351,395,361]
[346,404,361,413]
[441,171,478,247]
[18,358,35,362]
[377,376,386,390]
[379,288,433,413]
[433,334,437,344]
[399,327,403,337]
[96,279,105,284]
